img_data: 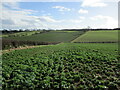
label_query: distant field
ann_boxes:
[4,31,84,43]
[54,31,79,32]
[1,31,41,37]
[72,30,118,43]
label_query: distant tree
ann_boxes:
[87,26,91,29]
[114,28,120,30]
[2,29,9,34]
[25,29,30,32]
[19,29,23,32]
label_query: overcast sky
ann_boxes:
[1,0,119,30]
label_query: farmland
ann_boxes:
[1,1,119,89]
[2,43,119,89]
[1,31,41,37]
[2,31,85,49]
[2,29,119,89]
[4,31,85,42]
[2,30,118,50]
[72,30,118,43]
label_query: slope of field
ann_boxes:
[72,30,118,43]
[4,31,84,43]
[2,43,119,89]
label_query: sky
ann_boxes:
[1,0,119,30]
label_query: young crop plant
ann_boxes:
[2,43,119,89]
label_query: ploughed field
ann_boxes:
[2,43,119,89]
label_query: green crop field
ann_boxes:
[72,30,118,43]
[4,31,84,43]
[2,43,119,89]
[1,1,119,90]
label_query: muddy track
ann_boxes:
[1,45,41,54]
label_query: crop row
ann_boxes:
[72,30,118,43]
[4,31,85,42]
[2,43,119,89]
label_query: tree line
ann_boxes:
[1,28,120,34]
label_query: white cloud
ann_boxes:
[1,0,119,2]
[69,19,82,23]
[2,0,21,2]
[90,15,117,28]
[1,1,117,30]
[78,9,88,14]
[52,6,71,12]
[79,16,85,20]
[38,16,59,23]
[2,2,20,9]
[2,19,15,25]
[1,2,63,29]
[81,0,107,7]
